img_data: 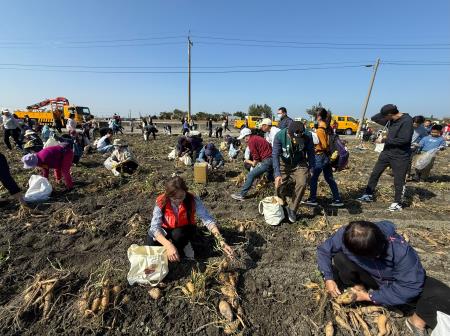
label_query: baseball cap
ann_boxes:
[380,104,399,116]
[237,128,252,140]
[259,118,272,128]
[205,143,215,156]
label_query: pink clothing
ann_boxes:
[36,144,74,189]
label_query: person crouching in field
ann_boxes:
[411,124,446,181]
[317,220,450,335]
[22,143,74,191]
[197,143,225,169]
[96,128,114,154]
[104,139,138,176]
[147,176,234,262]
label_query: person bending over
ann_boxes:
[147,176,234,262]
[317,220,450,336]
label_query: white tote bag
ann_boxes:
[127,244,169,286]
[258,196,285,226]
[180,153,192,166]
[431,311,450,336]
[24,175,52,202]
[167,148,177,160]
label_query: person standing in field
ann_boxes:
[277,107,294,130]
[259,118,280,146]
[206,118,213,137]
[1,109,23,150]
[303,108,343,207]
[357,104,413,211]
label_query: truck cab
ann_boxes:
[308,115,358,135]
[234,116,279,129]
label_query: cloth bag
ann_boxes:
[431,311,450,336]
[127,244,169,286]
[24,175,52,202]
[258,196,285,226]
[167,149,177,160]
[44,136,60,148]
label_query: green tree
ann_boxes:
[248,104,272,118]
[159,111,173,120]
[233,111,246,119]
[305,102,332,119]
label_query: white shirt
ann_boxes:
[2,114,20,129]
[66,118,77,131]
[265,126,280,146]
[97,135,111,149]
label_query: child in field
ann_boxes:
[147,176,234,261]
[412,124,446,181]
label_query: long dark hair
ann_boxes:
[343,221,387,258]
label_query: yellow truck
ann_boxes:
[14,97,91,125]
[234,116,279,129]
[308,115,359,135]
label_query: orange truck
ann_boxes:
[14,97,92,125]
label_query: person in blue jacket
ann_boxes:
[197,143,224,169]
[317,220,450,335]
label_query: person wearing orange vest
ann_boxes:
[147,176,234,262]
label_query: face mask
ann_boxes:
[277,114,283,121]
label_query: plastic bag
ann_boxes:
[24,175,52,202]
[374,143,385,153]
[414,148,439,171]
[127,244,169,286]
[431,311,450,336]
[180,153,192,166]
[43,136,60,148]
[258,196,285,226]
[167,149,177,160]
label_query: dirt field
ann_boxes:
[0,131,449,336]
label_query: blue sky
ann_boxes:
[0,0,449,118]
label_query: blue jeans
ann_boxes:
[240,158,273,197]
[97,145,114,154]
[309,154,341,201]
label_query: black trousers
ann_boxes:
[208,128,213,137]
[147,225,196,253]
[0,153,21,195]
[3,128,22,150]
[333,252,450,328]
[365,151,409,203]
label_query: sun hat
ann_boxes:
[24,130,36,136]
[113,139,128,147]
[259,118,272,128]
[237,128,252,140]
[22,153,38,169]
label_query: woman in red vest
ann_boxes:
[148,176,234,262]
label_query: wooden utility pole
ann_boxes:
[188,35,193,123]
[356,58,380,138]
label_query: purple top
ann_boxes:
[36,144,72,168]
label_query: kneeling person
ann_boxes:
[104,139,138,176]
[147,176,234,262]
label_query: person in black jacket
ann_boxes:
[206,118,213,137]
[357,104,413,211]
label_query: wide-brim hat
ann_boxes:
[24,130,36,136]
[113,139,127,147]
[22,153,38,169]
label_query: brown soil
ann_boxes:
[0,131,449,335]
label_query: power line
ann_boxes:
[192,34,450,47]
[195,41,450,50]
[0,42,185,49]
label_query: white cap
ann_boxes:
[259,118,272,128]
[237,127,252,140]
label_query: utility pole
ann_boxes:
[356,58,380,138]
[188,34,193,123]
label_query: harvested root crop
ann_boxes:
[377,314,388,336]
[223,320,240,335]
[148,288,162,300]
[219,300,233,322]
[325,321,334,336]
[335,291,356,305]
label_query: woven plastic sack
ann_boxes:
[414,148,439,171]
[127,244,169,286]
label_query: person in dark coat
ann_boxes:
[317,220,450,335]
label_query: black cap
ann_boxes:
[288,121,305,136]
[380,104,399,116]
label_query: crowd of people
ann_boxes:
[1,106,449,335]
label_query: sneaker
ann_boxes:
[301,199,318,206]
[356,194,373,202]
[388,202,402,211]
[285,207,297,223]
[231,193,245,201]
[330,200,344,207]
[405,318,426,336]
[183,242,195,260]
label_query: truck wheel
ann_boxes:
[345,128,353,135]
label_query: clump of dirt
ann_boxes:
[0,132,449,335]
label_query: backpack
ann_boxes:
[328,133,349,171]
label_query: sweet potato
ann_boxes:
[112,285,122,296]
[219,300,233,322]
[359,306,384,314]
[353,311,371,336]
[335,291,356,305]
[325,321,334,336]
[62,228,78,234]
[91,297,101,313]
[186,281,195,294]
[221,285,237,299]
[42,283,54,319]
[148,288,162,300]
[223,320,240,335]
[121,294,130,305]
[78,291,90,314]
[100,286,110,311]
[335,315,352,333]
[377,314,387,336]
